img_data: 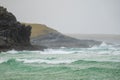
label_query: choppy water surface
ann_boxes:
[0,42,120,80]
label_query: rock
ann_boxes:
[0,6,44,51]
[0,6,31,46]
[29,24,102,48]
[0,6,101,50]
[0,37,7,46]
[0,6,16,22]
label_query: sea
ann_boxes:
[0,41,120,80]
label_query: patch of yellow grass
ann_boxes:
[23,23,57,38]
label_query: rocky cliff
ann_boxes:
[0,6,101,50]
[0,6,44,51]
[27,23,102,48]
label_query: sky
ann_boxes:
[0,0,120,34]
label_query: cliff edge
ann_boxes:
[26,23,101,48]
[0,6,44,51]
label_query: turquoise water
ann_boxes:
[0,42,120,80]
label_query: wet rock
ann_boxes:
[0,6,44,51]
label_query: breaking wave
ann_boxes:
[16,59,76,64]
[1,42,119,54]
[0,42,120,64]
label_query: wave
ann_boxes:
[1,59,21,65]
[2,47,120,55]
[16,58,76,64]
[0,58,77,64]
[0,42,120,65]
[0,58,8,64]
[90,42,118,50]
[1,58,120,65]
[72,59,120,64]
[0,42,120,55]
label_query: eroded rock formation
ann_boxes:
[0,6,32,50]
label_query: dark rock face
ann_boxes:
[0,6,16,22]
[0,6,33,51]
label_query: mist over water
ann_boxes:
[67,34,120,44]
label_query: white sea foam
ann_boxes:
[0,43,120,64]
[39,49,74,54]
[1,42,119,55]
[0,58,8,63]
[6,49,19,54]
[16,59,76,64]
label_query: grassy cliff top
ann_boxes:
[23,23,58,38]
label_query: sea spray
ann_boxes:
[0,43,120,80]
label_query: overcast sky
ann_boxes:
[1,0,120,34]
